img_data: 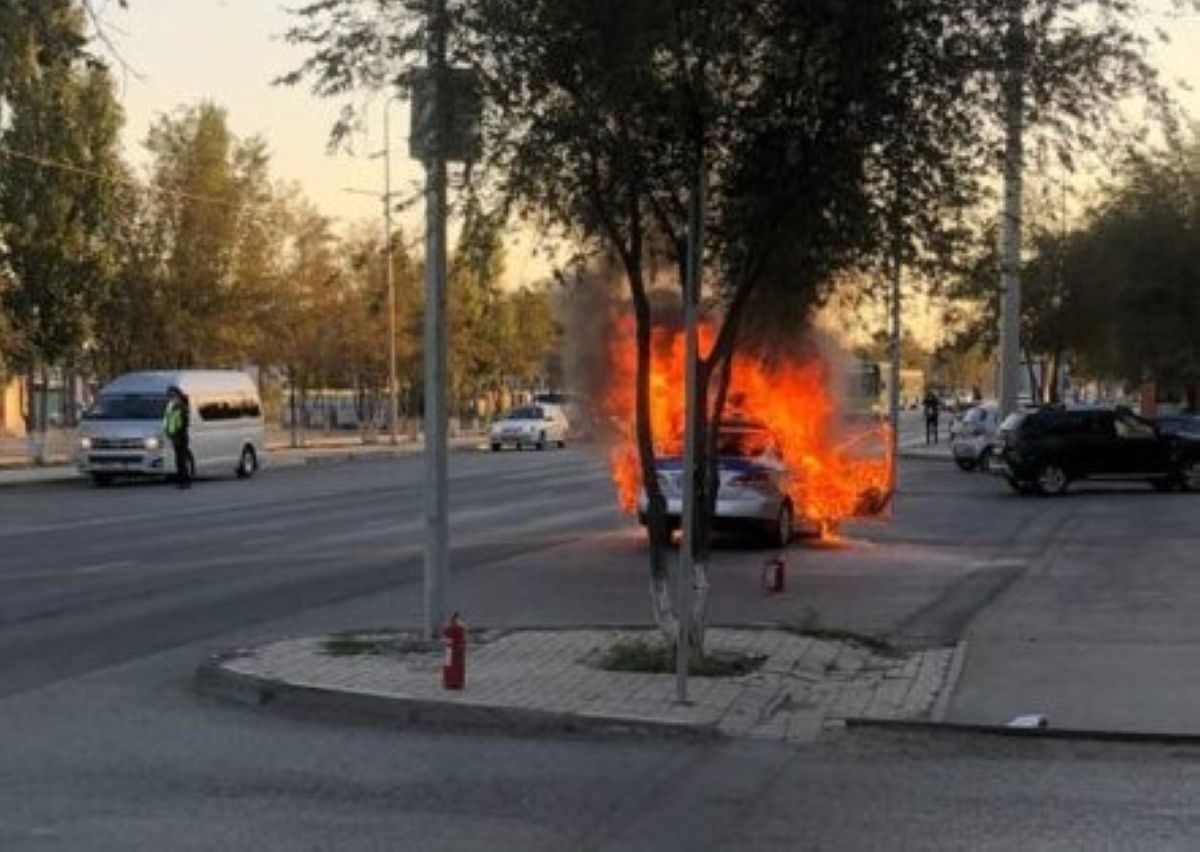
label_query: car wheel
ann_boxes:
[767,502,794,549]
[91,473,113,487]
[236,446,257,479]
[1035,463,1068,496]
[1180,462,1200,492]
[557,438,567,449]
[490,442,502,452]
[954,456,977,472]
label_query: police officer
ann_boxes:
[164,386,191,489]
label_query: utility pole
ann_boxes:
[347,95,403,446]
[998,0,1026,419]
[422,0,450,640]
[888,252,902,488]
[382,98,400,446]
[677,149,705,705]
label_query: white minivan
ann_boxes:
[78,370,266,485]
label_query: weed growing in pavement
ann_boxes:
[321,635,386,657]
[598,637,765,677]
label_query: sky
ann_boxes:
[102,0,1198,294]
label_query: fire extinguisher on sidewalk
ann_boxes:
[442,612,467,690]
[762,554,786,594]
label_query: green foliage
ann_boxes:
[0,15,123,374]
[1072,137,1200,386]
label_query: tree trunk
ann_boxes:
[288,369,299,449]
[630,269,676,646]
[34,366,49,465]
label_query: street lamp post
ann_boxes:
[346,96,405,446]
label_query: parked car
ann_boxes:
[1000,407,1200,495]
[951,403,999,471]
[1155,412,1200,440]
[636,418,796,547]
[489,405,569,451]
[78,370,265,485]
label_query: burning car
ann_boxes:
[606,316,893,542]
[636,418,798,547]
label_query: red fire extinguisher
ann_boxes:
[762,555,786,594]
[442,612,467,690]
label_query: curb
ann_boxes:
[843,717,1200,747]
[930,640,968,723]
[195,655,723,743]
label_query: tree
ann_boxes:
[1072,135,1200,389]
[0,9,123,458]
[285,0,976,649]
[142,102,277,368]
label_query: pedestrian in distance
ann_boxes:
[164,386,192,489]
[923,391,941,445]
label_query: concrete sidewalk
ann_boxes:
[198,627,960,744]
[0,435,487,487]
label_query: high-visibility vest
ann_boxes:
[164,402,184,437]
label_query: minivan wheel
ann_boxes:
[1035,463,1068,495]
[237,446,257,479]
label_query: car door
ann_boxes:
[1112,410,1169,476]
[1067,411,1116,478]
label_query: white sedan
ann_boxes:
[489,405,569,451]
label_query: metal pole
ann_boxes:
[384,102,398,444]
[384,102,399,446]
[678,154,705,705]
[998,0,1025,420]
[888,254,901,490]
[423,0,449,640]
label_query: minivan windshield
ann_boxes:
[84,394,168,421]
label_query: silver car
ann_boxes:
[637,419,795,547]
[489,405,569,451]
[951,403,999,471]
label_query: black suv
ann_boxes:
[1001,407,1200,495]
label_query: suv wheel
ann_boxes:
[1181,462,1200,492]
[1035,463,1069,496]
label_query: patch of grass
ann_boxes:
[599,637,765,677]
[321,635,384,657]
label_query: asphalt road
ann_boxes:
[3,447,1200,848]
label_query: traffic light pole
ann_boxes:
[423,0,449,641]
[998,0,1025,419]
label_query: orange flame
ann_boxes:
[604,315,892,528]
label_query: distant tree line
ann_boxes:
[946,130,1200,403]
[0,1,559,447]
